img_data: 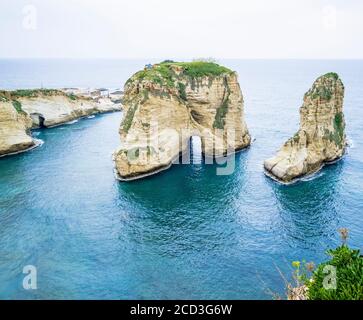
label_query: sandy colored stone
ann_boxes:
[0,89,121,157]
[264,73,346,183]
[114,63,250,180]
[19,95,121,128]
[0,101,34,156]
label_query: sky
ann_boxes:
[1,0,363,59]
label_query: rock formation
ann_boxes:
[0,89,121,156]
[264,73,346,183]
[113,61,251,180]
[0,98,34,157]
[12,89,121,128]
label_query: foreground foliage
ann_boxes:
[307,245,363,300]
[290,229,363,300]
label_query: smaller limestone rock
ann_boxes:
[264,73,346,183]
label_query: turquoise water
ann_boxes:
[0,60,362,299]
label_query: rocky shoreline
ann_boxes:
[0,88,122,157]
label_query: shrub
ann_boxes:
[324,72,339,80]
[11,89,62,99]
[128,61,233,90]
[12,100,26,114]
[213,78,231,129]
[67,93,77,101]
[171,61,233,78]
[177,82,187,101]
[311,86,332,101]
[307,245,363,300]
[122,105,138,133]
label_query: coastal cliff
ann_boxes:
[0,89,121,156]
[264,73,346,183]
[114,61,251,180]
[10,89,121,128]
[0,98,34,156]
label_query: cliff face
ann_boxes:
[0,100,34,156]
[114,61,251,180]
[13,90,121,128]
[264,73,346,183]
[0,89,121,156]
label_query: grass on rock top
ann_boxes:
[127,61,234,89]
[10,89,64,98]
[324,72,339,80]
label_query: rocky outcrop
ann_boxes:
[113,61,251,180]
[0,89,121,156]
[12,89,121,128]
[264,73,346,183]
[0,99,34,157]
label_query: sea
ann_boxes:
[0,59,362,299]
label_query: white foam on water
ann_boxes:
[65,120,79,125]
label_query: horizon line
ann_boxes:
[1,57,363,61]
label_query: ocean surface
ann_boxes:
[0,59,362,299]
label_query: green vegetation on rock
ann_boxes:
[126,146,156,161]
[127,61,233,91]
[332,112,345,147]
[307,245,363,300]
[324,72,339,80]
[292,132,300,143]
[324,112,345,147]
[311,86,333,101]
[11,89,62,98]
[289,229,362,300]
[171,61,233,78]
[67,93,77,101]
[0,91,9,102]
[122,105,138,133]
[177,82,187,101]
[305,73,341,101]
[213,77,231,129]
[12,100,26,114]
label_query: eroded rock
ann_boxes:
[264,73,346,183]
[0,89,121,157]
[114,61,251,180]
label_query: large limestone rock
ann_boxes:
[0,99,34,156]
[114,61,251,180]
[264,73,346,183]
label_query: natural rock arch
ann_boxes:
[113,61,251,181]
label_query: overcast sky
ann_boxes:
[1,0,363,59]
